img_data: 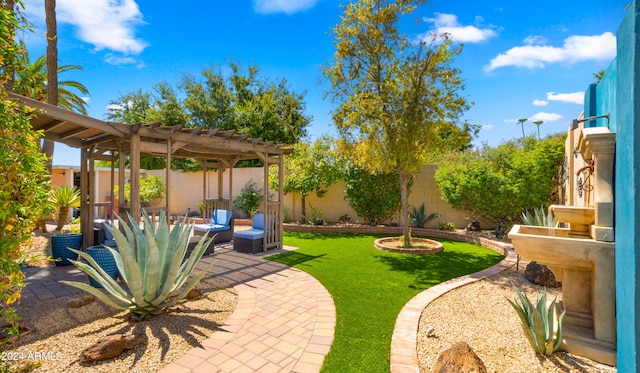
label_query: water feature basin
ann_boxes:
[549,205,595,236]
[508,224,616,366]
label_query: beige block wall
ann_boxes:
[56,164,479,229]
[294,165,477,228]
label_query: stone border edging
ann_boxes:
[389,240,517,373]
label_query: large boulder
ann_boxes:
[524,261,561,288]
[434,341,487,373]
[80,333,146,362]
[466,221,481,232]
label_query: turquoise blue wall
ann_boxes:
[583,2,639,369]
[611,1,640,370]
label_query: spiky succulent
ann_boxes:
[521,206,557,227]
[506,286,565,355]
[61,211,215,320]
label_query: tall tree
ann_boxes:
[533,120,543,141]
[180,61,310,144]
[323,0,472,245]
[42,0,57,173]
[517,118,527,146]
[13,54,89,114]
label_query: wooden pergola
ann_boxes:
[10,93,290,251]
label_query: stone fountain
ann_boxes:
[509,126,616,366]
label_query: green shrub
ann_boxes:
[506,286,565,355]
[233,179,263,218]
[61,211,215,320]
[435,134,565,225]
[343,167,401,224]
[437,222,457,231]
[115,174,165,205]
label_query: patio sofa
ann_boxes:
[193,209,234,244]
[233,213,267,254]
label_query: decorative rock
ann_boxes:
[80,333,146,362]
[525,261,561,288]
[466,221,481,232]
[187,288,203,300]
[67,295,95,308]
[434,341,487,373]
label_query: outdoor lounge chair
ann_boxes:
[193,209,234,244]
[233,213,266,254]
[94,219,117,247]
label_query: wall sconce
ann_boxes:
[58,171,65,176]
[571,113,610,130]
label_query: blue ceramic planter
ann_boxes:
[87,245,119,288]
[51,234,82,266]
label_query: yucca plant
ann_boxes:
[49,185,81,232]
[521,206,557,227]
[409,202,440,228]
[506,286,565,355]
[60,211,215,320]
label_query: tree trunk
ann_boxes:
[44,0,57,174]
[301,194,306,223]
[399,169,411,247]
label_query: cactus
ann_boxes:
[521,206,557,227]
[61,211,215,320]
[506,286,565,355]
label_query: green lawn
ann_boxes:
[268,232,504,373]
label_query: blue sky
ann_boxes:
[21,0,627,166]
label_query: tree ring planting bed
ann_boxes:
[374,237,443,254]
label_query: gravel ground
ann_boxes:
[417,262,617,373]
[6,276,237,372]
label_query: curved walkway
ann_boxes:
[160,244,335,373]
[389,242,517,373]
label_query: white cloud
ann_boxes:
[482,124,494,130]
[253,0,319,15]
[105,54,144,67]
[529,112,563,122]
[421,13,498,43]
[524,35,547,45]
[546,91,584,104]
[533,100,548,106]
[24,0,147,55]
[486,32,616,71]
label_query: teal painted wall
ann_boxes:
[612,2,640,370]
[583,2,639,369]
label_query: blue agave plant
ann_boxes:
[61,211,215,320]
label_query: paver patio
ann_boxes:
[21,242,336,373]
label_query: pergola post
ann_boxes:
[130,134,141,225]
[166,140,172,220]
[80,147,90,250]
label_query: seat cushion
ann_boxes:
[252,214,265,230]
[194,223,231,233]
[94,219,115,241]
[213,209,233,226]
[233,228,264,240]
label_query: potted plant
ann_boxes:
[49,185,82,266]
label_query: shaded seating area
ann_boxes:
[234,214,273,254]
[93,219,117,247]
[193,209,234,244]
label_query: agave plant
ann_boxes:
[49,185,81,232]
[506,286,565,355]
[521,206,557,227]
[60,211,215,320]
[409,202,440,228]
